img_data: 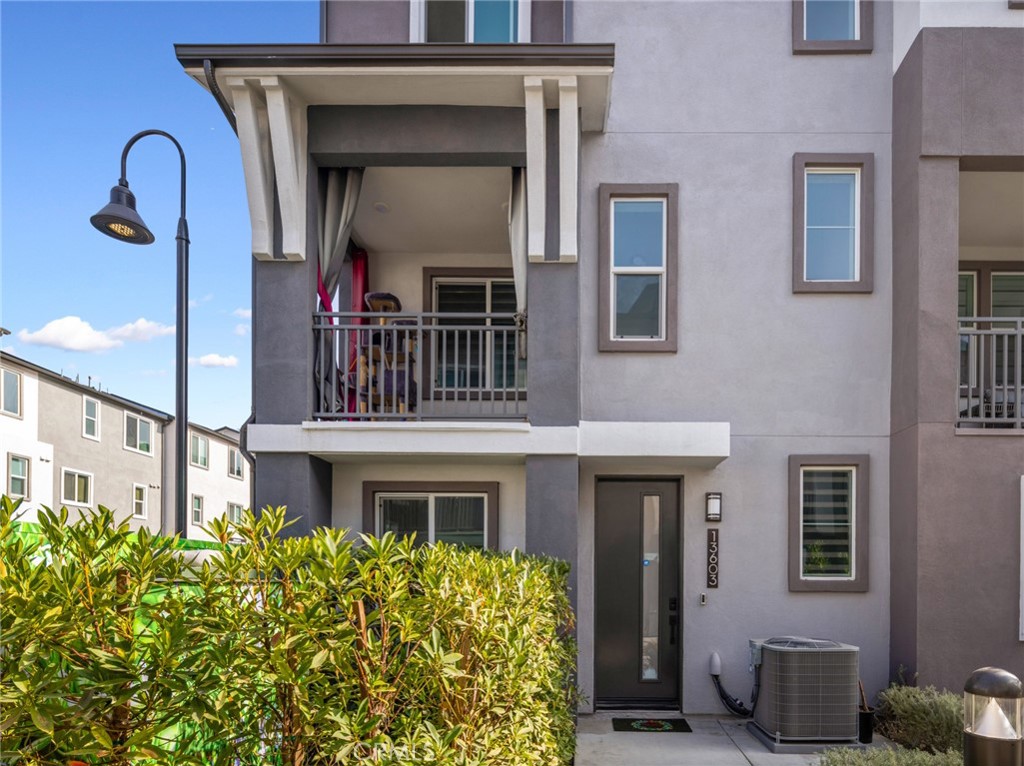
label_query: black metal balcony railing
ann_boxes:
[313,311,527,421]
[957,317,1023,429]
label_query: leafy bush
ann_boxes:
[820,747,962,766]
[876,684,963,754]
[0,498,576,766]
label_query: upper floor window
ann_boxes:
[83,397,100,441]
[1,369,21,417]
[793,154,874,293]
[62,467,93,507]
[228,448,245,479]
[124,413,153,455]
[191,433,209,469]
[793,0,873,54]
[788,454,869,592]
[598,184,679,352]
[8,454,30,499]
[418,0,529,43]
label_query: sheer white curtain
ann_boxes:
[508,167,528,314]
[318,167,364,312]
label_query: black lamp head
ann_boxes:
[90,182,155,245]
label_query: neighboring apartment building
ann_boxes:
[0,354,250,539]
[175,0,1023,713]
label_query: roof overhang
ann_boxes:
[175,43,615,132]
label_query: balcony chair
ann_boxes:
[360,291,417,415]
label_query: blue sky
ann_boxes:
[1,0,318,430]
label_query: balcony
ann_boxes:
[957,318,1023,429]
[313,311,526,421]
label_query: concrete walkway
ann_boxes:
[577,714,859,766]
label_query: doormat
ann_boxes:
[612,718,692,733]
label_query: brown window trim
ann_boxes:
[598,183,679,353]
[421,267,524,402]
[1010,1,1024,9]
[793,153,874,294]
[362,481,499,549]
[788,454,869,593]
[792,0,873,54]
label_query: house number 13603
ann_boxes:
[707,529,720,588]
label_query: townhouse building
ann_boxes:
[175,0,1023,713]
[0,354,250,539]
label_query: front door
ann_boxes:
[595,480,680,709]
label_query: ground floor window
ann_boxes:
[132,484,147,518]
[192,495,204,526]
[788,454,869,592]
[363,481,499,549]
[227,502,244,523]
[8,454,29,499]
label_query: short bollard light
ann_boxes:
[964,667,1023,766]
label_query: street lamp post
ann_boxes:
[91,130,189,537]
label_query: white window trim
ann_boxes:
[804,0,860,41]
[227,502,244,524]
[375,492,489,548]
[410,0,531,43]
[132,483,148,519]
[61,467,93,507]
[190,433,209,469]
[83,396,101,441]
[124,412,154,456]
[228,448,244,479]
[1,368,22,418]
[799,465,857,582]
[8,454,30,500]
[192,494,204,526]
[609,196,668,342]
[804,167,861,283]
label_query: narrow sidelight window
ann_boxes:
[192,495,204,526]
[133,484,147,518]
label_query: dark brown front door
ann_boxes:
[595,480,680,709]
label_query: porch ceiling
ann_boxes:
[960,171,1024,252]
[352,167,511,254]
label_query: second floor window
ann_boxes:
[1,369,21,417]
[83,397,100,440]
[125,413,153,455]
[191,433,209,469]
[424,0,526,43]
[228,448,244,479]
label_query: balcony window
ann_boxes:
[433,276,520,391]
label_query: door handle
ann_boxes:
[669,614,678,645]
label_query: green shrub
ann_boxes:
[876,684,963,754]
[820,747,962,766]
[1,500,576,766]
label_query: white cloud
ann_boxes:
[140,369,168,378]
[233,308,252,319]
[190,353,238,368]
[107,318,175,342]
[189,294,214,309]
[19,316,122,352]
[19,315,175,353]
[234,324,249,337]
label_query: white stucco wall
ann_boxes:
[0,366,54,521]
[331,459,526,550]
[186,429,251,541]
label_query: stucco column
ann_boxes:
[525,455,580,607]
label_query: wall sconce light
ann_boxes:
[706,492,722,522]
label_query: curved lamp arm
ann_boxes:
[119,129,187,220]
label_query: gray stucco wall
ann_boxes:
[526,455,579,605]
[36,380,166,531]
[572,0,894,712]
[890,28,1024,691]
[322,0,410,43]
